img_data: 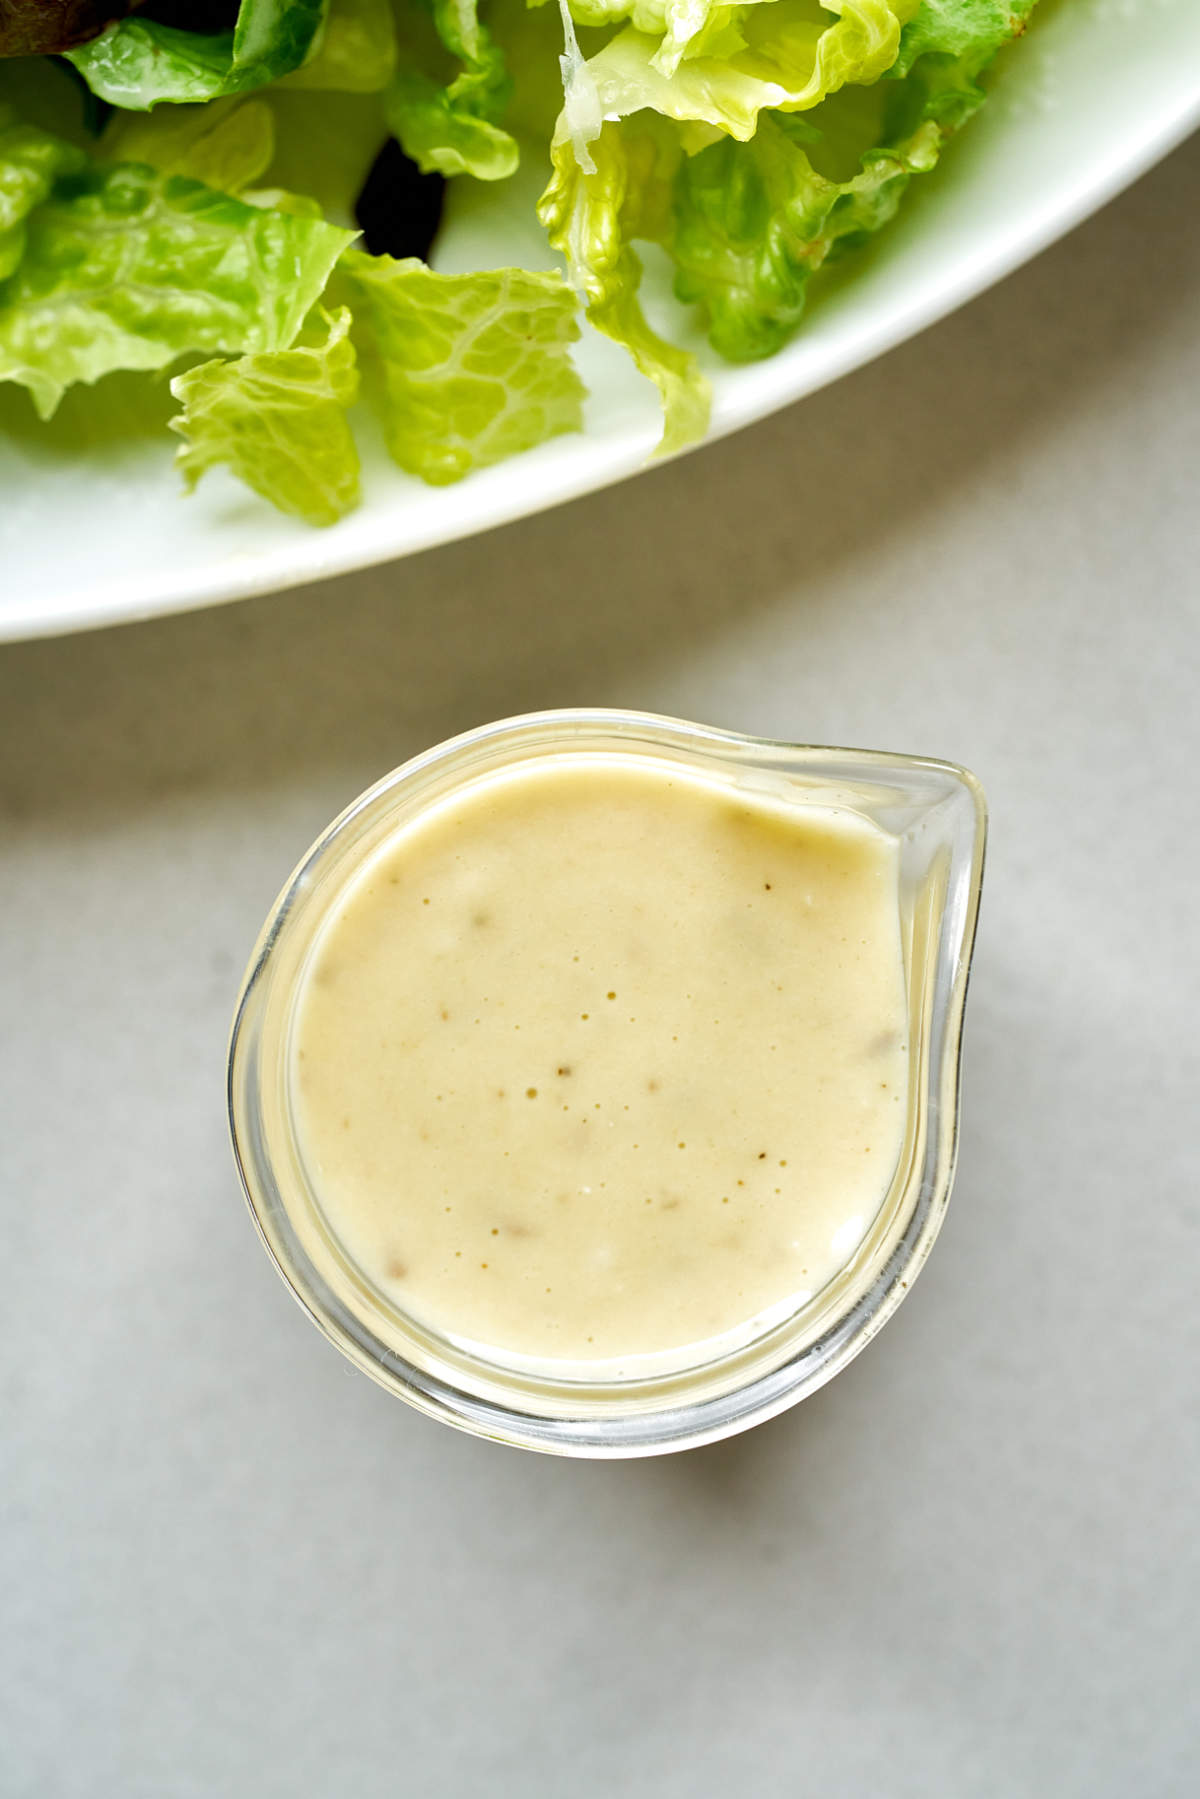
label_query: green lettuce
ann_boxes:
[65,0,329,110]
[894,0,1035,77]
[339,248,584,482]
[547,0,910,82]
[0,156,354,416]
[533,0,716,78]
[540,115,709,456]
[0,107,87,280]
[671,0,1039,361]
[263,85,391,223]
[554,2,918,148]
[540,0,917,450]
[279,0,398,90]
[100,97,277,191]
[386,0,519,181]
[170,306,361,524]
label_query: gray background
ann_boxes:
[3,131,1198,1799]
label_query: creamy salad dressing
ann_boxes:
[291,754,908,1366]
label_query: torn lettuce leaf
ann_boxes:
[386,0,519,181]
[0,158,354,416]
[0,107,87,280]
[670,0,1039,361]
[540,115,710,456]
[540,0,918,450]
[671,107,931,361]
[100,97,276,191]
[339,247,584,483]
[279,0,399,91]
[532,0,723,79]
[893,0,1036,78]
[264,84,391,222]
[555,2,919,151]
[547,0,914,82]
[64,0,329,110]
[169,305,361,524]
[889,0,1040,130]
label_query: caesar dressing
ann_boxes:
[289,752,909,1368]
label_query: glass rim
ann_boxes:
[228,708,987,1457]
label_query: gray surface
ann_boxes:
[3,131,1199,1799]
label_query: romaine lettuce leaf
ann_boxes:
[100,97,276,191]
[670,0,1038,361]
[65,0,329,110]
[386,0,519,181]
[889,0,1039,128]
[893,0,1036,78]
[0,160,354,416]
[240,184,327,215]
[671,108,928,360]
[0,107,87,280]
[557,0,914,82]
[264,84,391,223]
[556,2,918,156]
[169,305,361,524]
[471,0,568,149]
[541,0,916,449]
[279,0,398,91]
[540,115,709,455]
[339,247,584,483]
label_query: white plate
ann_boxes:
[2,0,1198,642]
